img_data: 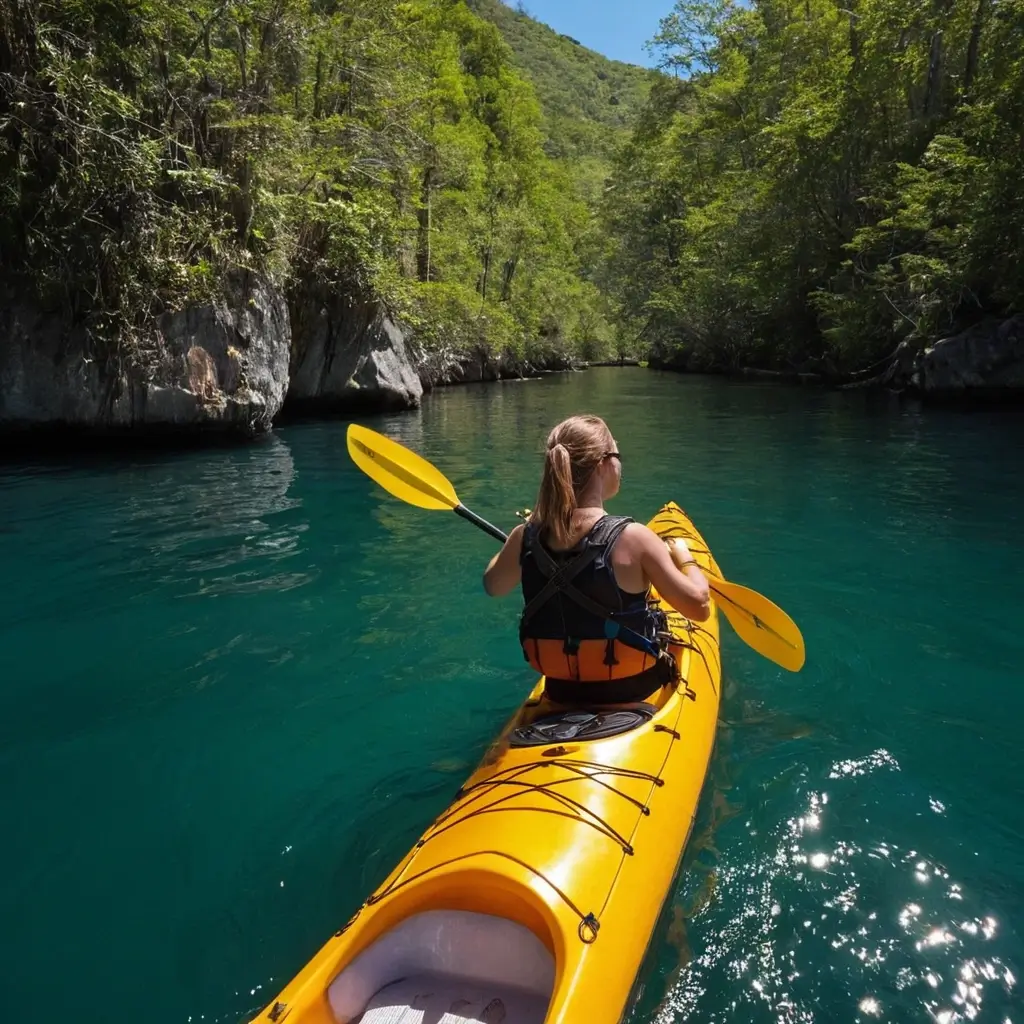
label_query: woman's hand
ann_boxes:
[666,537,697,570]
[636,530,711,621]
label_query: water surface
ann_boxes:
[1,369,1022,1024]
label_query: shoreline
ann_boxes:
[648,360,1024,408]
[6,355,1020,456]
[649,316,1024,405]
[0,361,589,455]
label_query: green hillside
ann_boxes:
[465,0,658,160]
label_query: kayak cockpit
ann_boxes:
[507,702,658,747]
[328,909,554,1024]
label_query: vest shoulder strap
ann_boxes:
[521,514,634,563]
[584,514,634,551]
[520,515,638,629]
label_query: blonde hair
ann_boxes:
[530,414,614,549]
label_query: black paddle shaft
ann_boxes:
[454,504,508,544]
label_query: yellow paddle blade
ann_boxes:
[710,578,806,672]
[346,423,460,511]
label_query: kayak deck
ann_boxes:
[252,502,722,1024]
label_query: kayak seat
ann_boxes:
[354,974,548,1023]
[327,909,554,1024]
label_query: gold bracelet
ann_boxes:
[677,559,698,568]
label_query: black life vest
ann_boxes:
[518,515,668,682]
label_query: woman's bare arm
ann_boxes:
[482,523,525,597]
[638,529,711,621]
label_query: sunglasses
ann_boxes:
[604,452,621,462]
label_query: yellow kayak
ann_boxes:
[252,501,722,1024]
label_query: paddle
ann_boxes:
[702,574,803,672]
[347,423,507,542]
[347,423,805,672]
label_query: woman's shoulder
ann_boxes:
[619,521,660,550]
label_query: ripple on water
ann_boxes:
[652,749,1019,1024]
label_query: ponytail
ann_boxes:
[534,442,577,549]
[529,414,613,549]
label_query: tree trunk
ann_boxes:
[923,29,944,117]
[480,249,491,301]
[962,0,988,100]
[923,0,957,118]
[479,200,498,302]
[234,156,254,243]
[500,257,518,301]
[848,3,860,65]
[313,49,324,118]
[417,165,434,282]
[236,22,249,93]
[0,0,37,79]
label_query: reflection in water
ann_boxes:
[104,434,312,596]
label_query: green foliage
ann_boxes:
[402,280,521,356]
[603,0,1024,371]
[0,0,616,367]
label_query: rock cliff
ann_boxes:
[0,276,580,442]
[913,316,1024,397]
[286,293,423,414]
[0,271,290,437]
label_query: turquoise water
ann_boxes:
[2,368,1023,1024]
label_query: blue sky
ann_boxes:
[511,0,672,67]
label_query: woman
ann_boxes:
[483,414,711,705]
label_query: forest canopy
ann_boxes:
[1,0,1021,374]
